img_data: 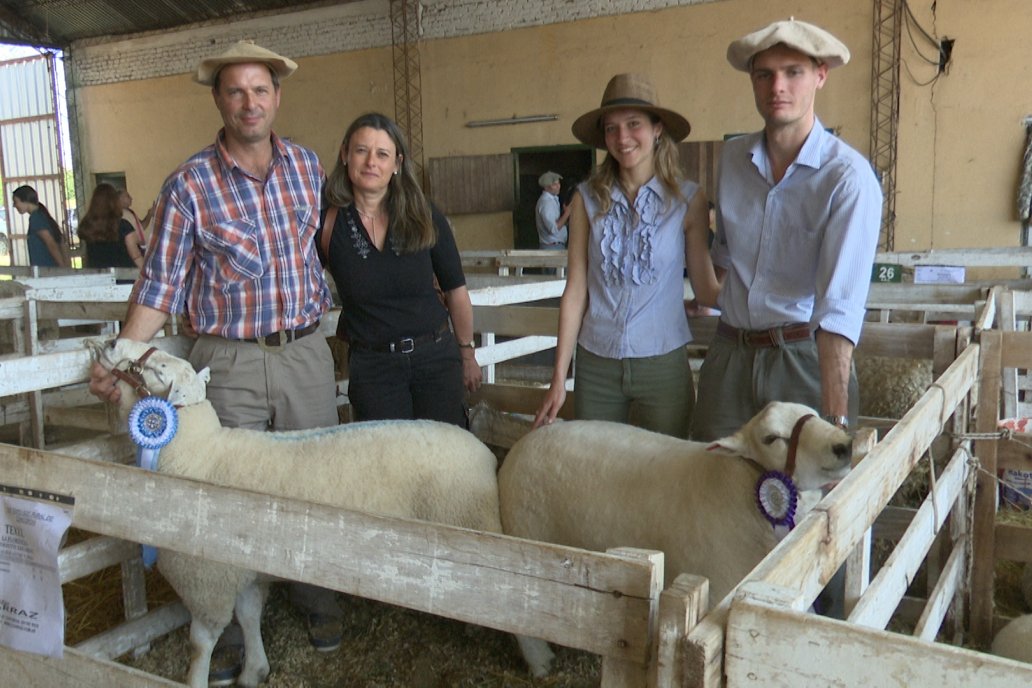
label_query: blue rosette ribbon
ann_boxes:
[755,470,799,533]
[128,397,178,568]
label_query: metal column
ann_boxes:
[390,0,426,189]
[869,0,902,251]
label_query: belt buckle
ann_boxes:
[258,330,287,352]
[398,337,415,354]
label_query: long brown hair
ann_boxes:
[77,183,124,243]
[324,112,435,253]
[585,112,684,218]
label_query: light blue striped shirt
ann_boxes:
[579,177,697,359]
[712,118,882,344]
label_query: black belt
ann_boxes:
[351,323,449,354]
[716,321,811,348]
[242,321,320,347]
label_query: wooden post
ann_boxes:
[971,329,1002,646]
[600,547,664,688]
[653,574,708,688]
[844,427,877,614]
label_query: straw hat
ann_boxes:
[195,40,298,86]
[726,18,850,72]
[571,73,690,149]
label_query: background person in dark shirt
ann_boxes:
[318,112,480,426]
[77,182,142,269]
[12,185,67,267]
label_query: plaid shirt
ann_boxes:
[133,130,331,339]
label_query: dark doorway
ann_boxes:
[512,145,594,249]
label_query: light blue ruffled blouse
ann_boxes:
[578,176,697,359]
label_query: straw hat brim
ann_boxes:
[195,41,298,86]
[571,103,691,150]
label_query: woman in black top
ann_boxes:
[318,112,480,426]
[77,183,141,270]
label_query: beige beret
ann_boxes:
[727,18,850,72]
[538,171,562,188]
[195,40,298,86]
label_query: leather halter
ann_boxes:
[783,413,816,477]
[110,346,160,399]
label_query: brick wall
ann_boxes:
[68,0,713,86]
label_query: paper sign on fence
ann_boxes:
[0,484,74,657]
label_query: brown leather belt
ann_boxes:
[242,321,320,347]
[716,320,812,348]
[350,323,449,354]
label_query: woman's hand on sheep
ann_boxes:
[461,350,482,393]
[88,361,122,403]
[533,384,566,429]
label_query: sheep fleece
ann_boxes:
[499,421,778,603]
[157,401,502,532]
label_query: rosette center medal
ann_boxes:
[129,397,179,450]
[756,470,799,529]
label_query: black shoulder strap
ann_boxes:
[318,205,340,266]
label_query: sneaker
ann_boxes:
[207,642,243,687]
[306,613,343,652]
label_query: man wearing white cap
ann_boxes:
[535,170,570,249]
[88,40,343,680]
[692,19,882,442]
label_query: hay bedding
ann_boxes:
[63,546,600,687]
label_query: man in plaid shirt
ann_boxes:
[89,40,344,681]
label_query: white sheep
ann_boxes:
[992,613,1032,663]
[499,402,853,675]
[96,338,503,688]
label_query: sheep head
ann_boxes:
[91,338,210,412]
[708,401,852,491]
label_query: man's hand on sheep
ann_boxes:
[89,356,123,403]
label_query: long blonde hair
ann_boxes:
[585,115,684,218]
[324,113,435,253]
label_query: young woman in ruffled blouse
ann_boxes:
[533,74,720,438]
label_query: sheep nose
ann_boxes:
[833,443,850,461]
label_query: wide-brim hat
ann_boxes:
[195,39,298,86]
[727,18,850,72]
[571,73,690,149]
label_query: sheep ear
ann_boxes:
[706,435,746,456]
[197,367,211,384]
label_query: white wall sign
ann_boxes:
[0,484,74,657]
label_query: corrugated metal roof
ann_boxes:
[0,0,355,48]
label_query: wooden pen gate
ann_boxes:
[3,259,1032,686]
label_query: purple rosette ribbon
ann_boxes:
[755,470,799,531]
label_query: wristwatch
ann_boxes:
[822,414,849,430]
[458,339,476,350]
